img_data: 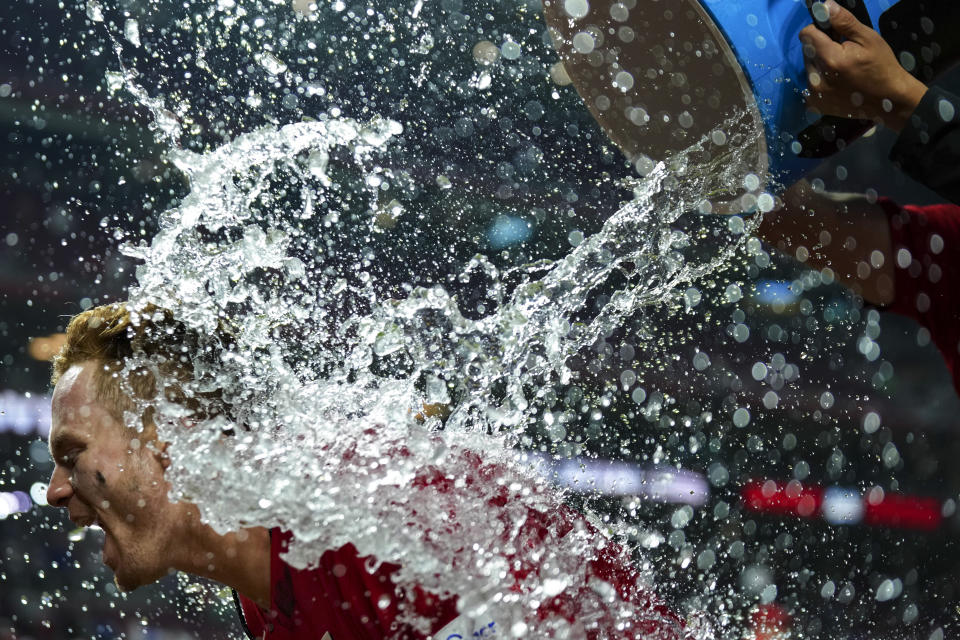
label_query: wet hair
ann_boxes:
[51,302,228,436]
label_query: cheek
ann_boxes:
[63,469,110,513]
[83,458,140,505]
[118,451,165,496]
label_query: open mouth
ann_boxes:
[98,525,116,569]
[101,535,112,567]
[75,517,115,568]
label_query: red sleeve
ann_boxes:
[882,198,960,395]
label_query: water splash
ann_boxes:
[77,0,785,634]
[4,0,948,635]
[110,91,764,634]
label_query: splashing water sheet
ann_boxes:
[25,0,951,637]
[115,99,764,635]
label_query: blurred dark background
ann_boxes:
[2,0,960,639]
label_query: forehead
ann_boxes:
[49,362,121,451]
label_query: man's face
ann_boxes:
[46,361,184,591]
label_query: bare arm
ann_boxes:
[755,180,895,306]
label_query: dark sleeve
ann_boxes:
[882,199,960,395]
[889,86,960,204]
[232,589,257,640]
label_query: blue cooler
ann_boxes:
[543,0,908,199]
[700,0,895,186]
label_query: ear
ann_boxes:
[157,442,172,470]
[145,439,172,470]
[142,416,195,470]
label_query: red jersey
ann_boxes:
[234,454,689,640]
[883,200,960,394]
[235,531,458,639]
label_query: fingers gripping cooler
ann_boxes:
[543,0,899,204]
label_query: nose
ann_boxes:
[46,465,74,508]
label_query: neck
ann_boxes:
[171,505,272,608]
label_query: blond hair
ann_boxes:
[52,303,216,435]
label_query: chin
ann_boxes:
[112,568,143,592]
[113,573,135,593]
[111,560,167,592]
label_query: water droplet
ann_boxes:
[256,51,288,76]
[707,463,728,487]
[875,578,901,602]
[724,284,742,304]
[572,32,595,54]
[472,72,492,90]
[732,407,750,427]
[627,106,649,126]
[183,580,204,594]
[415,33,435,54]
[609,3,629,21]
[104,71,124,95]
[613,71,634,92]
[692,352,710,371]
[542,578,568,597]
[862,411,881,434]
[819,391,834,409]
[124,19,141,47]
[563,0,589,19]
[500,40,521,60]
[472,40,500,65]
[86,0,104,23]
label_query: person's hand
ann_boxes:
[799,0,928,132]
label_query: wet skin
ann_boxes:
[46,361,271,605]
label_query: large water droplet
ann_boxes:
[85,0,104,22]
